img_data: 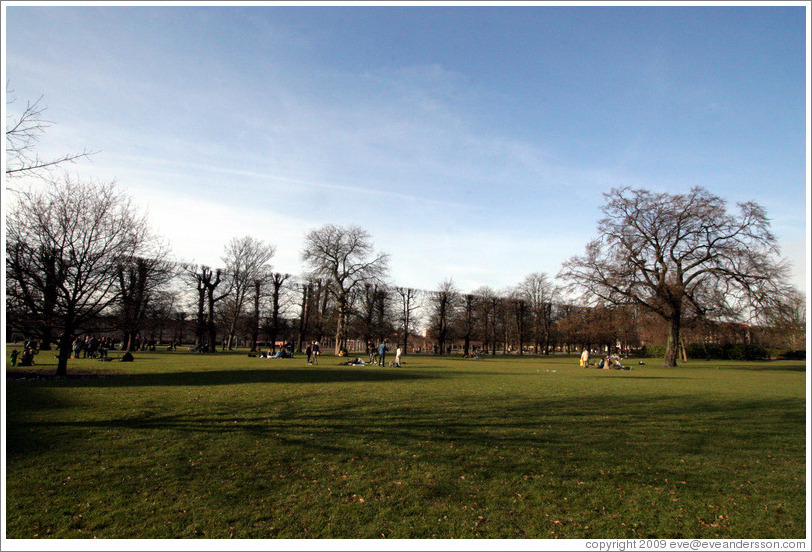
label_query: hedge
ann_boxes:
[636,343,773,361]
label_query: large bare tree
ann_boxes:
[221,236,276,350]
[559,186,790,367]
[301,224,389,355]
[472,286,499,356]
[6,177,149,375]
[116,253,176,351]
[429,280,459,355]
[265,272,291,353]
[183,265,229,352]
[394,287,421,355]
[517,272,558,354]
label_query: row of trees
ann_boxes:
[6,176,804,377]
[6,91,804,375]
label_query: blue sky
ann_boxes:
[3,3,808,294]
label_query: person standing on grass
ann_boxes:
[312,341,320,365]
[580,348,590,368]
[377,340,389,366]
[395,345,402,367]
[10,349,19,367]
[306,342,313,364]
[72,337,82,359]
[19,347,34,366]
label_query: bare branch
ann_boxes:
[6,85,98,182]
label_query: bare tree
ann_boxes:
[459,293,476,356]
[295,281,313,352]
[5,86,96,182]
[762,287,806,351]
[116,254,176,351]
[187,267,208,350]
[184,265,229,352]
[6,177,149,375]
[559,186,790,367]
[507,293,527,355]
[265,272,291,353]
[472,286,500,356]
[357,283,382,347]
[301,224,389,355]
[517,272,558,354]
[394,287,421,354]
[430,280,459,355]
[221,236,276,350]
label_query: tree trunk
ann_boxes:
[40,326,54,351]
[516,302,525,356]
[195,283,206,350]
[226,320,237,350]
[124,330,137,352]
[56,330,73,377]
[402,309,410,354]
[297,284,310,353]
[207,291,217,353]
[250,281,260,352]
[663,314,681,367]
[335,296,347,355]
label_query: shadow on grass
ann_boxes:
[5,367,441,388]
[583,375,690,380]
[719,364,806,373]
[8,390,805,466]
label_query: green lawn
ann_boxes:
[4,348,806,539]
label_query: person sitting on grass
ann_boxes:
[612,357,631,370]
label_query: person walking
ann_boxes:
[306,342,313,364]
[10,349,19,367]
[311,341,320,365]
[395,345,402,367]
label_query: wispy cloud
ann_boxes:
[6,6,805,293]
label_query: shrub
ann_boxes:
[726,344,770,361]
[638,345,666,358]
[686,343,726,360]
[771,349,807,361]
[638,343,771,360]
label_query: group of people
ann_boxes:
[366,340,402,367]
[580,349,632,370]
[73,335,116,360]
[259,341,297,359]
[9,344,37,367]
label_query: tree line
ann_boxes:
[6,91,804,375]
[7,176,804,377]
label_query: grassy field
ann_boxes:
[4,348,807,539]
